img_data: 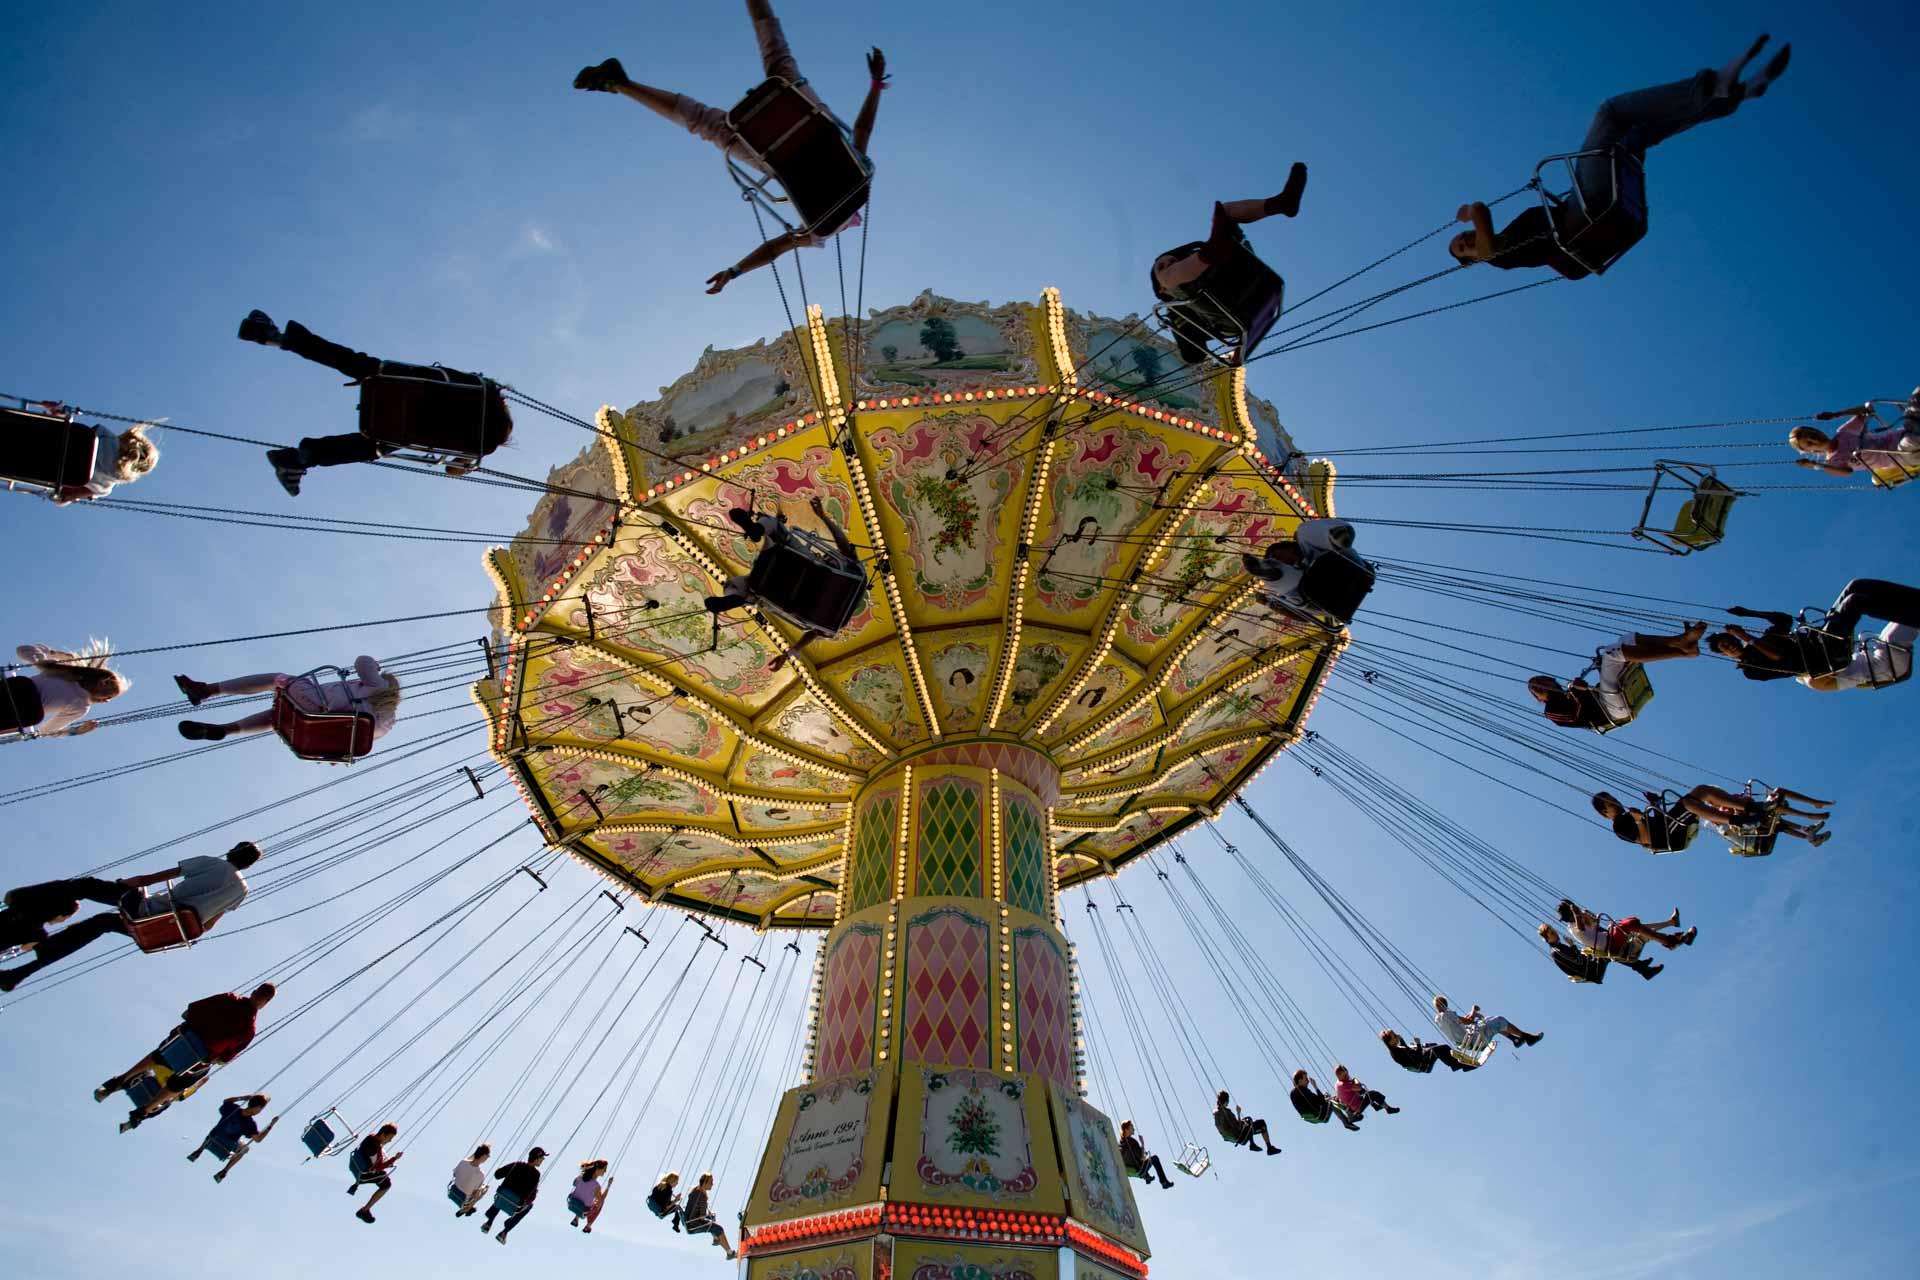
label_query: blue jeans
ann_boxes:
[1575,70,1736,203]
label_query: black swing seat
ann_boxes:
[1155,236,1286,367]
[1644,797,1701,855]
[1281,549,1377,629]
[1551,947,1610,984]
[1,406,98,495]
[725,77,874,238]
[1532,146,1648,277]
[746,528,868,634]
[356,366,507,466]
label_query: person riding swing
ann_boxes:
[236,311,511,496]
[705,496,867,670]
[1212,1089,1281,1155]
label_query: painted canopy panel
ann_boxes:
[480,290,1341,925]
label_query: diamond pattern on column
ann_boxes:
[845,792,898,915]
[915,779,983,898]
[815,924,882,1077]
[1003,796,1048,917]
[1015,926,1074,1087]
[901,907,990,1067]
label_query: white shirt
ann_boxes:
[28,673,92,736]
[81,425,122,498]
[151,855,249,927]
[1294,518,1355,558]
[1800,624,1914,692]
[1432,1006,1467,1047]
[452,1160,487,1197]
[1565,917,1608,952]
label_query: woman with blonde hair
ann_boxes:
[51,422,158,504]
[173,656,401,746]
[2,641,129,738]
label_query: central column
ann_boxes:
[740,743,1151,1280]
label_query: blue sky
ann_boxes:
[3,2,1917,1277]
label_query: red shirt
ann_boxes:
[182,993,259,1062]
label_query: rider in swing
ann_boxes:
[705,496,864,671]
[573,0,887,294]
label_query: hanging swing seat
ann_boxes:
[565,1193,592,1217]
[724,77,873,239]
[0,673,45,739]
[202,1129,244,1162]
[645,1191,677,1219]
[356,366,505,467]
[121,887,205,954]
[272,668,377,764]
[1530,145,1648,277]
[1863,446,1920,490]
[1643,793,1701,854]
[746,528,868,635]
[1632,462,1737,554]
[448,1181,479,1208]
[347,1147,377,1183]
[1293,549,1376,626]
[1,405,98,497]
[1578,660,1653,735]
[1551,947,1610,984]
[300,1110,349,1158]
[1213,1112,1251,1145]
[1449,1041,1498,1068]
[1155,235,1286,367]
[155,1028,212,1077]
[1174,1142,1210,1177]
[490,1186,529,1218]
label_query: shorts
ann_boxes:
[1605,918,1640,953]
[1593,635,1640,720]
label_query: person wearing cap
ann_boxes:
[483,1147,547,1244]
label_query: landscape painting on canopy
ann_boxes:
[861,299,1031,389]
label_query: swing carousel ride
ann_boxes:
[477,290,1341,1276]
[10,11,1914,1278]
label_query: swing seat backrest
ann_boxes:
[448,1182,474,1207]
[1864,449,1920,489]
[122,1074,166,1109]
[492,1187,527,1217]
[202,1128,243,1162]
[1727,828,1779,858]
[155,1029,211,1076]
[357,369,505,462]
[1294,550,1377,626]
[0,408,97,493]
[725,78,873,237]
[646,1194,675,1219]
[746,529,867,634]
[1668,477,1736,548]
[565,1194,591,1216]
[1174,1144,1210,1177]
[1534,147,1648,276]
[1163,239,1286,367]
[347,1147,374,1181]
[1551,947,1609,984]
[1591,663,1653,735]
[122,895,204,954]
[1647,806,1699,854]
[271,675,376,764]
[300,1116,337,1157]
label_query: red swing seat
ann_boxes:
[271,670,377,763]
[122,893,205,953]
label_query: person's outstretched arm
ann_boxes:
[851,48,886,152]
[810,496,857,560]
[123,866,183,889]
[1727,606,1795,634]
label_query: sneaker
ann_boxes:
[267,449,306,497]
[728,507,765,541]
[0,968,24,993]
[173,674,215,707]
[356,1207,375,1224]
[1809,830,1832,847]
[213,1169,227,1183]
[186,1148,202,1161]
[179,721,227,741]
[572,58,628,92]
[1638,962,1665,980]
[238,310,281,346]
[1678,927,1698,947]
[94,1083,115,1102]
[496,1231,509,1244]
